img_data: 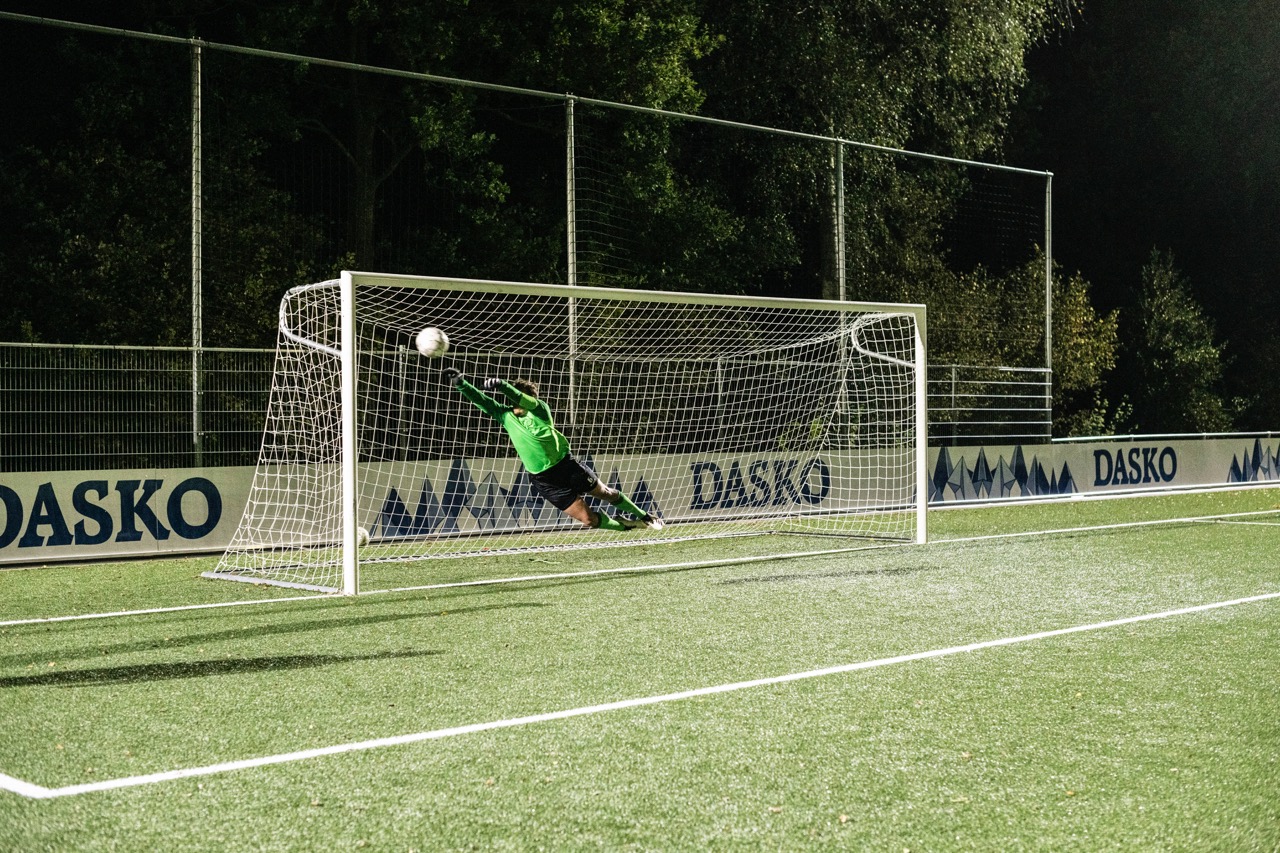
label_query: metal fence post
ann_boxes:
[190,41,204,467]
[565,96,578,428]
[1044,171,1054,434]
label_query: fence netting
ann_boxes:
[1,16,1052,467]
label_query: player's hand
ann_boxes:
[442,368,464,387]
[483,377,505,391]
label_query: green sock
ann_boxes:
[596,512,627,531]
[613,493,647,519]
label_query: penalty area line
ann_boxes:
[1195,518,1280,527]
[10,507,1277,625]
[372,541,903,595]
[377,509,1280,597]
[0,772,52,799]
[6,588,1279,800]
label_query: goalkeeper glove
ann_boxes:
[483,377,506,392]
[442,368,465,387]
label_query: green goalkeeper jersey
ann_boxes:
[455,378,570,474]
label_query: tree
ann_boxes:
[1120,250,1232,434]
[0,24,325,347]
[1,1,1073,359]
[913,250,1120,437]
[691,0,1069,301]
[1049,261,1120,437]
[0,1,718,344]
[223,0,716,276]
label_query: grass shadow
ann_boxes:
[0,602,545,666]
[0,648,443,688]
[717,563,941,585]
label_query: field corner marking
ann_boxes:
[0,771,54,800]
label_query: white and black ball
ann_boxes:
[414,327,450,358]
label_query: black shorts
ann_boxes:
[528,454,599,511]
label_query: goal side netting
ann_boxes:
[209,273,926,593]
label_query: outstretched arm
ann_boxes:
[483,378,540,412]
[443,369,504,419]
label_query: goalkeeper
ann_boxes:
[443,368,663,532]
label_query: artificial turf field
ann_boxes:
[2,488,1279,850]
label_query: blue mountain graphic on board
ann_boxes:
[1227,439,1279,483]
[931,445,1077,503]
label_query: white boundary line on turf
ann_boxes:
[3,589,1278,800]
[0,593,337,628]
[939,508,1280,546]
[373,544,899,594]
[373,507,1280,595]
[1198,519,1280,527]
[7,506,1279,623]
[930,479,1280,509]
[0,771,50,799]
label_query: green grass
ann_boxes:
[3,488,1280,850]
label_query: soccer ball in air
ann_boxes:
[356,526,370,547]
[415,327,450,358]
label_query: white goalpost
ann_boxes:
[207,272,927,594]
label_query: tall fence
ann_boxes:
[0,13,1055,469]
[0,344,272,473]
[1,342,1042,473]
[928,365,1052,445]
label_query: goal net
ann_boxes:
[209,273,926,593]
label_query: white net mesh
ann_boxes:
[213,275,923,591]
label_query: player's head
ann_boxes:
[513,378,539,399]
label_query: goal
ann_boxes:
[208,272,927,593]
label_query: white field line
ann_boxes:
[1197,519,1280,527]
[6,507,1279,624]
[374,543,900,594]
[930,479,1280,509]
[381,507,1280,595]
[3,589,1278,800]
[941,508,1280,545]
[0,771,51,799]
[0,593,336,628]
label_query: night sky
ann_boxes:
[1011,2,1278,329]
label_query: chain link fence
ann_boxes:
[1,341,1044,473]
[1,344,273,472]
[1,13,1054,469]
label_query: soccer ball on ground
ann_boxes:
[415,327,450,358]
[356,527,370,547]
